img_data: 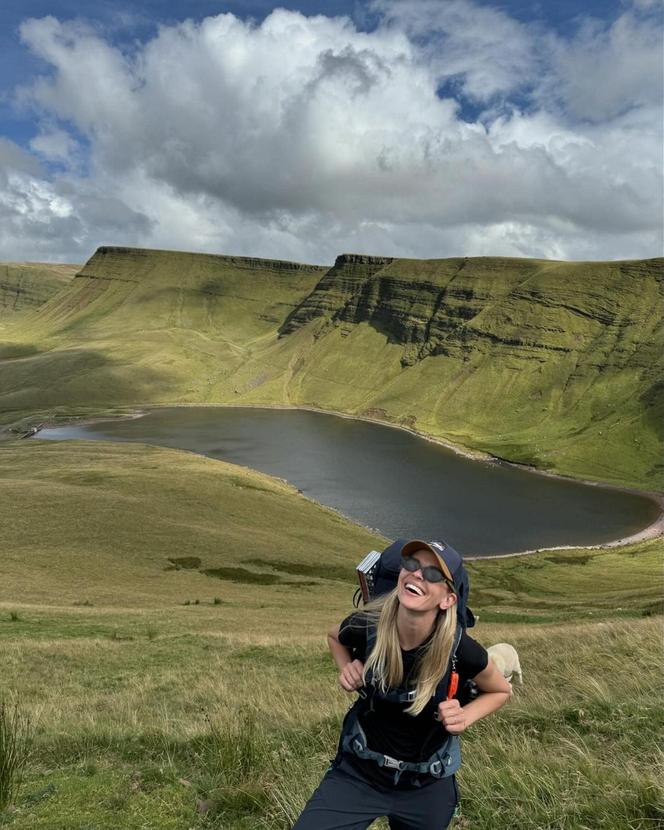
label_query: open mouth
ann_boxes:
[404,582,424,597]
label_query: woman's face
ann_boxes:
[397,548,457,613]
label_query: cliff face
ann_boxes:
[29,246,327,335]
[281,255,663,369]
[280,254,395,335]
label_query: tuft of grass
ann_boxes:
[167,557,202,570]
[110,630,135,642]
[8,612,19,623]
[0,700,33,812]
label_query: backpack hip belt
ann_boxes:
[340,704,461,785]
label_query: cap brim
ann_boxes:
[400,539,455,585]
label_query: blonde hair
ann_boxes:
[357,588,458,716]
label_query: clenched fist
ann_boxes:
[339,659,365,692]
[436,699,467,734]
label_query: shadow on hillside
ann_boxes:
[0,346,176,415]
[0,342,42,360]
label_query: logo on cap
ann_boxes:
[431,541,445,551]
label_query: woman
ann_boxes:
[292,540,512,830]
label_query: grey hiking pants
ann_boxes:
[292,756,458,830]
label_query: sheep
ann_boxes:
[487,643,523,684]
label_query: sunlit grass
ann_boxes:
[0,611,662,829]
[0,436,662,827]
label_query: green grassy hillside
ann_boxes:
[0,439,662,829]
[0,262,79,316]
[1,247,662,490]
[2,439,661,618]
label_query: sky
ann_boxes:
[0,0,662,264]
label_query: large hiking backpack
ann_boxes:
[354,537,475,629]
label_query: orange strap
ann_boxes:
[447,670,459,700]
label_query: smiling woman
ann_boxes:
[292,539,511,830]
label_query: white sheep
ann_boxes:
[487,643,523,684]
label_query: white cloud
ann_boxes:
[0,3,661,263]
[29,127,80,163]
[0,137,152,261]
[542,10,663,122]
[371,0,539,101]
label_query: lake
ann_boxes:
[38,406,660,556]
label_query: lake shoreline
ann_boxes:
[28,401,664,557]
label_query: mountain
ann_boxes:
[1,246,662,490]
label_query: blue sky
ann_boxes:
[0,0,661,263]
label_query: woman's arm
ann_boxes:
[328,624,365,692]
[437,661,512,734]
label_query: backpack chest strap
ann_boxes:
[363,622,464,707]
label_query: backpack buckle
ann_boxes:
[405,689,417,702]
[382,755,404,770]
[429,760,443,776]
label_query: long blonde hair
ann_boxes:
[357,588,458,716]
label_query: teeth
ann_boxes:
[405,583,424,596]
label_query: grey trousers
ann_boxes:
[292,756,458,830]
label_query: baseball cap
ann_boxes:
[400,539,460,590]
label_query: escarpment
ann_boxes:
[281,256,664,370]
[79,246,328,283]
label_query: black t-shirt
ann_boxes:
[337,612,488,788]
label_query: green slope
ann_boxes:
[1,246,662,490]
[0,439,383,609]
[2,439,661,618]
[0,262,79,315]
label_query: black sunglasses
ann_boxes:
[401,555,452,586]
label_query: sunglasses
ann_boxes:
[401,555,452,587]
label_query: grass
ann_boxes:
[0,700,32,812]
[0,609,661,829]
[0,438,662,827]
[0,440,383,609]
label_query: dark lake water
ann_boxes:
[39,407,660,556]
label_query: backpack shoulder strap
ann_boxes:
[432,623,464,705]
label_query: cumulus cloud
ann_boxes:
[372,0,539,101]
[0,2,661,263]
[0,136,152,261]
[542,11,663,122]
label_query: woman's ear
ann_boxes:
[439,591,457,612]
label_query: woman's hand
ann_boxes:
[339,659,365,692]
[436,699,467,734]
[438,662,512,733]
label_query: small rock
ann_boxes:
[196,798,215,815]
